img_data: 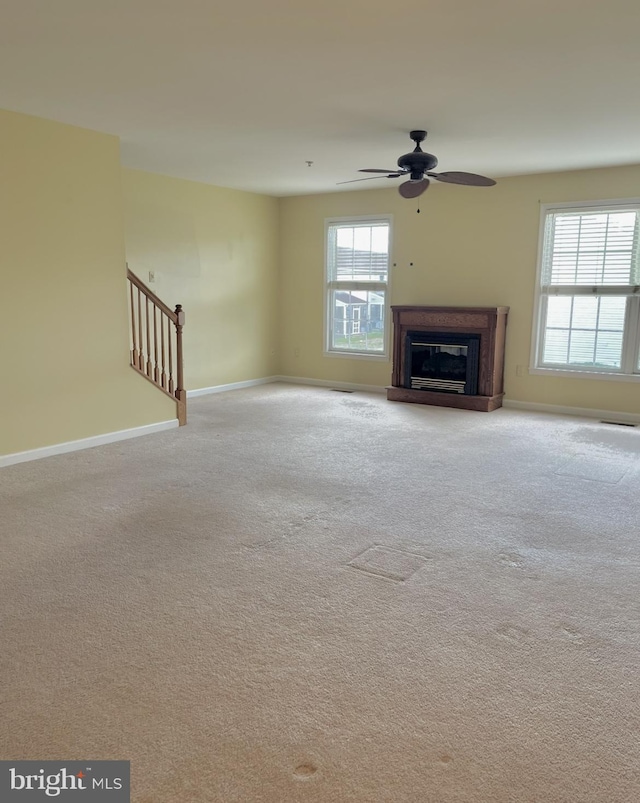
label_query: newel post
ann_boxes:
[174,304,187,425]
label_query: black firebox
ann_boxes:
[405,331,480,395]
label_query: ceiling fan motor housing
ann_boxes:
[397,150,438,177]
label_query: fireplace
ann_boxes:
[387,306,509,411]
[407,332,480,395]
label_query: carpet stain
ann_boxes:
[557,623,586,645]
[497,552,526,569]
[245,511,323,550]
[496,623,531,642]
[496,551,541,580]
[439,754,453,764]
[290,512,318,529]
[570,426,640,454]
[339,399,382,419]
[293,763,317,778]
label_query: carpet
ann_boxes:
[1,384,639,802]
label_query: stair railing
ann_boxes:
[126,268,186,426]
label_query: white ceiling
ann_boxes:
[2,0,640,196]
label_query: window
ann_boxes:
[532,201,640,378]
[325,218,390,356]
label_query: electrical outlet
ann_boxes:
[294,348,300,357]
[516,365,525,377]
[148,271,155,283]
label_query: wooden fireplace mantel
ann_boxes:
[387,305,509,412]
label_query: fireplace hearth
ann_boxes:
[387,306,509,411]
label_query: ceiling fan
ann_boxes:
[339,130,496,198]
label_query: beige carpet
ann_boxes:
[2,384,640,802]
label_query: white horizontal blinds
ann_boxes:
[539,205,640,370]
[328,222,389,282]
[541,208,640,293]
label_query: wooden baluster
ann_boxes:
[153,304,159,383]
[127,268,186,425]
[174,304,186,425]
[145,297,152,377]
[168,320,174,394]
[129,281,138,367]
[160,312,167,390]
[137,288,144,370]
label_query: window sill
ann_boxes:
[324,349,390,362]
[530,366,640,383]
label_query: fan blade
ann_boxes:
[428,171,496,187]
[337,175,401,185]
[359,169,404,174]
[399,178,430,199]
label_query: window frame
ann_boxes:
[530,199,640,382]
[324,215,392,360]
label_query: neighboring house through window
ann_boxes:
[532,200,640,379]
[325,218,391,357]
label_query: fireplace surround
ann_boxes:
[387,306,509,411]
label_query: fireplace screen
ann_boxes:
[406,332,480,395]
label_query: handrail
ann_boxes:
[126,268,177,321]
[126,267,186,425]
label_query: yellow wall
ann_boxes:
[0,110,175,456]
[2,105,638,459]
[122,169,279,391]
[279,165,640,415]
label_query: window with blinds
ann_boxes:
[534,203,640,376]
[325,219,391,356]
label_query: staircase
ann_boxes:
[126,267,186,426]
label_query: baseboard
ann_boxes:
[187,376,280,398]
[275,375,387,394]
[502,399,640,425]
[188,376,386,396]
[0,420,179,468]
